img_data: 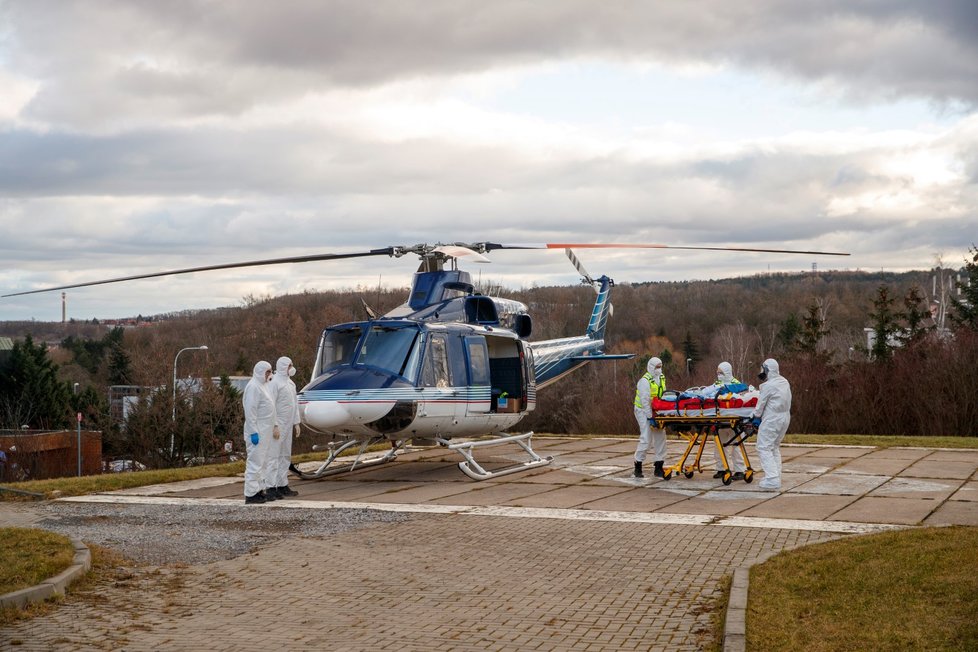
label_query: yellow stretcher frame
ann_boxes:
[652,415,756,485]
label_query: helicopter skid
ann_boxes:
[438,431,553,481]
[288,437,401,480]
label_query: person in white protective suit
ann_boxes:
[750,358,792,490]
[712,361,747,479]
[269,356,301,498]
[633,357,667,478]
[243,360,278,504]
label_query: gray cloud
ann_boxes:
[4,0,978,130]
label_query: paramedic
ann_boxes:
[751,358,792,490]
[270,356,301,498]
[712,361,747,479]
[243,360,277,504]
[634,357,667,478]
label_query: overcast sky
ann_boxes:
[1,1,976,321]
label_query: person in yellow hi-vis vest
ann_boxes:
[633,357,667,478]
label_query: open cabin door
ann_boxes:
[464,335,492,414]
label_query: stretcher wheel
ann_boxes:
[743,469,754,483]
[663,470,672,481]
[683,469,694,479]
[721,471,733,486]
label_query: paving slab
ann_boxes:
[923,500,978,526]
[950,481,978,502]
[289,480,421,501]
[922,450,978,463]
[869,447,934,460]
[501,485,633,509]
[834,455,915,476]
[789,472,889,496]
[901,459,978,480]
[575,487,693,513]
[796,447,872,459]
[359,482,477,504]
[737,494,859,520]
[868,477,963,500]
[660,494,770,516]
[828,496,941,525]
[428,481,558,505]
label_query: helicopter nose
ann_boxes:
[302,400,396,430]
[303,401,352,429]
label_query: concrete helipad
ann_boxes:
[120,437,978,529]
[2,437,977,651]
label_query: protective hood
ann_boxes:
[252,360,272,383]
[717,361,733,383]
[275,356,293,377]
[759,358,780,381]
[647,356,663,380]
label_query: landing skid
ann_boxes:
[289,437,402,480]
[437,431,554,481]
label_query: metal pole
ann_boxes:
[76,412,82,477]
[171,345,208,456]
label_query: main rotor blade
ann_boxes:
[2,248,395,297]
[488,243,850,256]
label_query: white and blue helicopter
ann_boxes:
[3,240,848,480]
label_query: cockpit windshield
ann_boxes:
[355,325,422,380]
[319,327,362,375]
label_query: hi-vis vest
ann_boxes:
[634,372,666,408]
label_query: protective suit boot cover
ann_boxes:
[653,461,665,478]
[633,461,643,478]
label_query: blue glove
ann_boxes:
[750,417,761,427]
[250,432,259,445]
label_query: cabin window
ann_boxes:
[465,336,490,385]
[356,326,421,378]
[320,327,362,373]
[420,333,452,388]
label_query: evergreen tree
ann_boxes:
[798,302,829,356]
[776,313,802,353]
[900,285,932,346]
[107,344,133,385]
[0,335,72,429]
[868,285,900,361]
[950,245,978,331]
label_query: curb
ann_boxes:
[722,549,779,652]
[0,537,91,610]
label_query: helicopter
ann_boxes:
[3,240,849,480]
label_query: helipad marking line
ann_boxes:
[59,494,902,533]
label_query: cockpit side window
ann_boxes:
[420,333,452,388]
[319,327,362,374]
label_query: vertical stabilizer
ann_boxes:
[586,276,613,340]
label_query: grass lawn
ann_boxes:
[747,526,978,651]
[0,528,75,595]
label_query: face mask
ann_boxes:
[288,366,296,377]
[717,373,724,382]
[758,365,768,382]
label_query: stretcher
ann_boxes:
[650,390,758,485]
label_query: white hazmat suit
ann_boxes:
[712,362,746,476]
[243,361,277,501]
[634,357,667,478]
[270,356,301,494]
[751,358,792,490]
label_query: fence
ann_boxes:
[0,430,103,481]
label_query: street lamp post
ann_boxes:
[171,345,208,455]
